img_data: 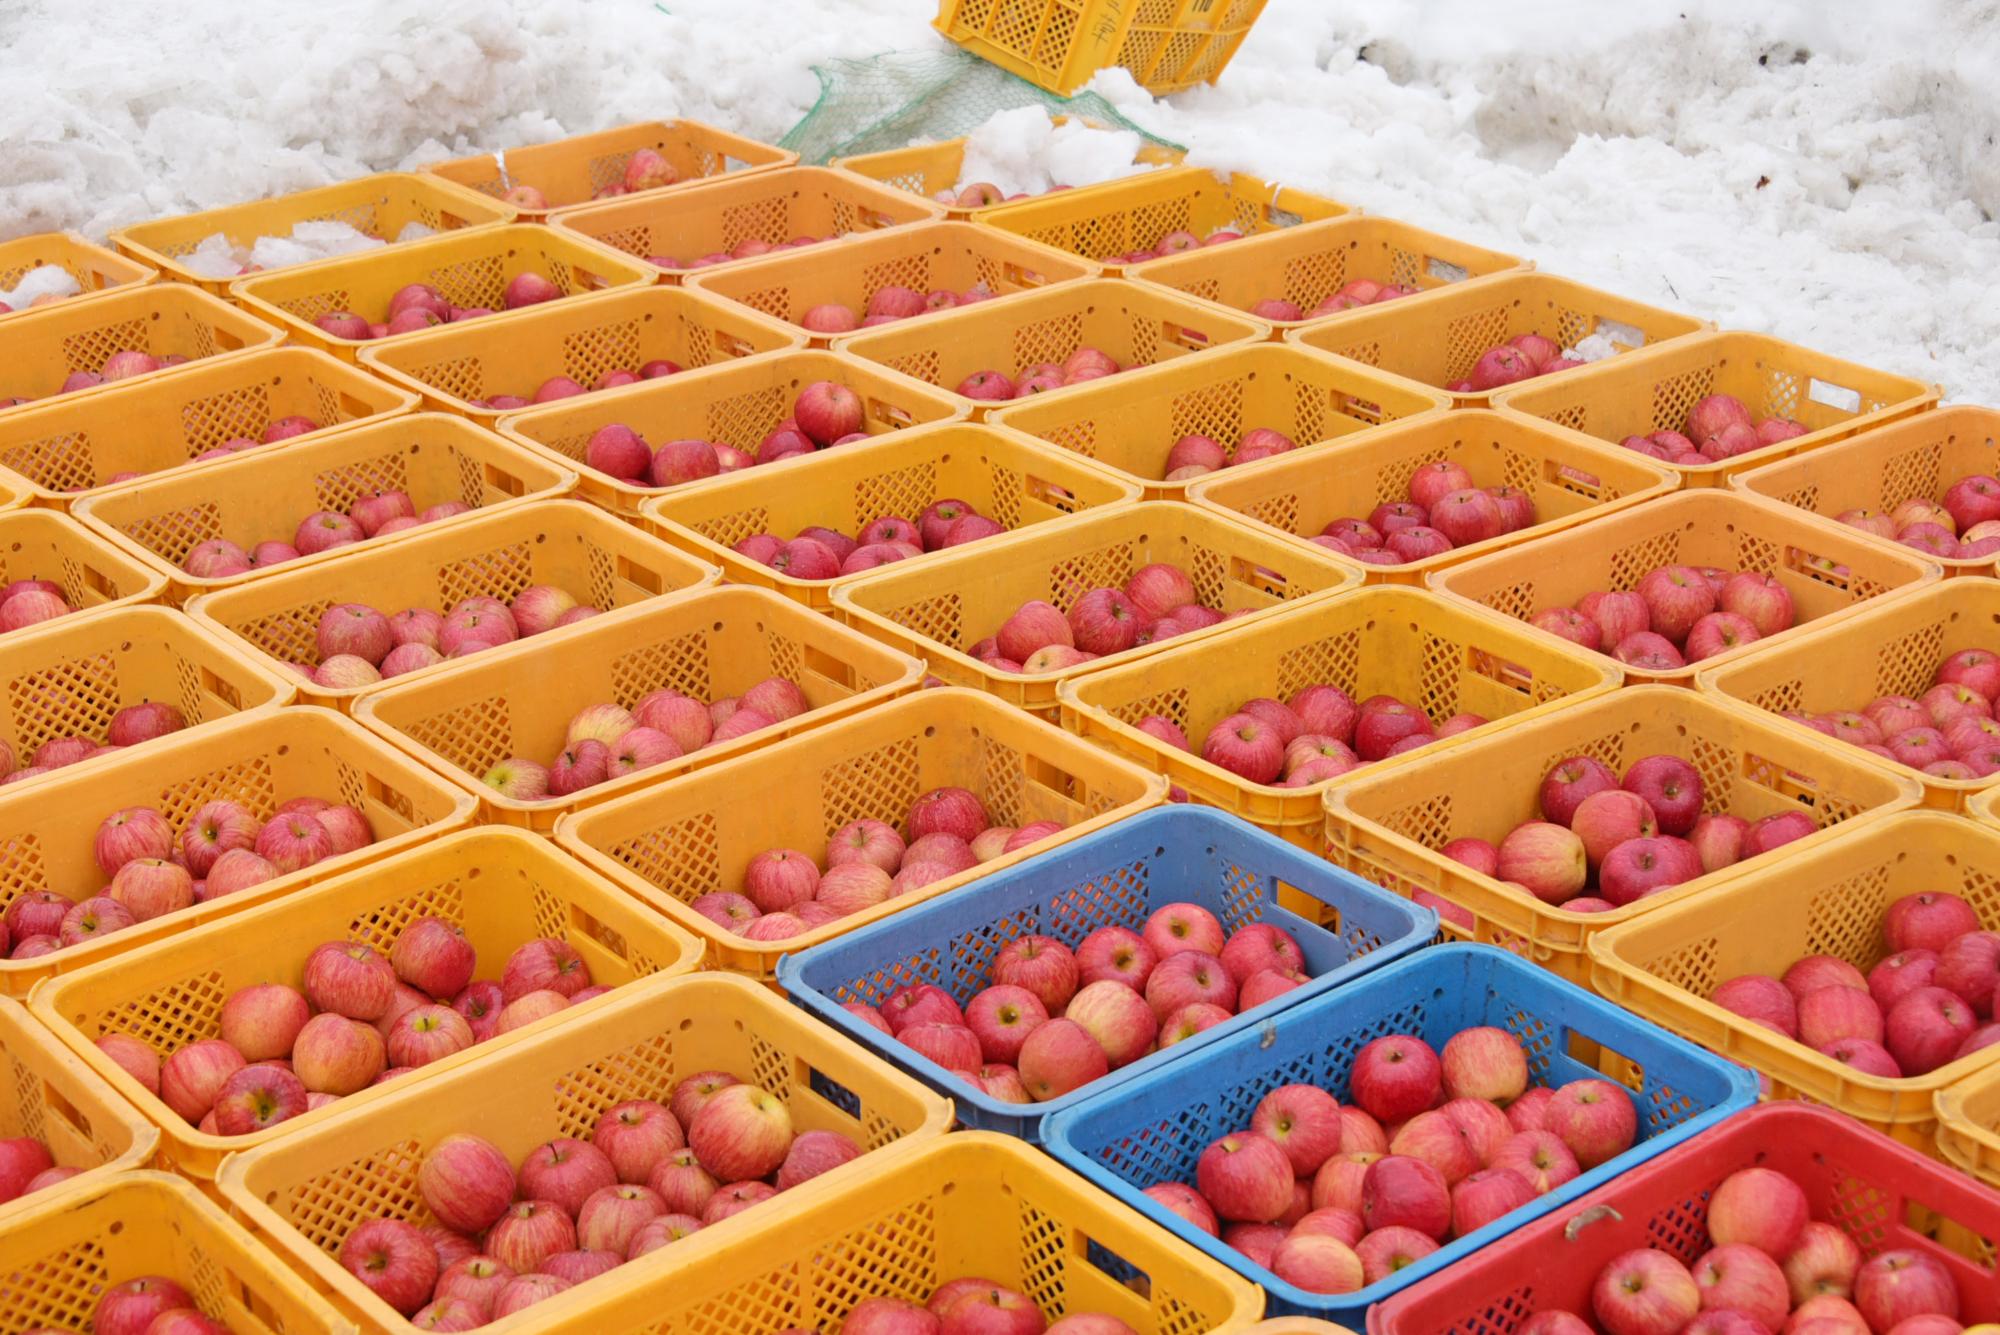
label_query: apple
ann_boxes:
[1853,1249,1961,1331]
[304,941,396,1020]
[1354,1224,1440,1286]
[1571,790,1660,867]
[1636,566,1717,643]
[159,1039,246,1123]
[1719,572,1796,638]
[1592,1249,1701,1335]
[503,937,592,1001]
[1360,1154,1451,1240]
[964,985,1049,1067]
[1250,1083,1344,1176]
[1497,822,1588,905]
[1196,1131,1294,1223]
[1621,755,1703,836]
[93,1277,195,1335]
[1492,1129,1579,1194]
[844,1297,943,1334]
[1783,1220,1863,1305]
[1691,1243,1790,1329]
[1783,955,1869,999]
[1017,1019,1109,1100]
[1075,926,1157,991]
[1712,974,1799,1038]
[218,983,311,1060]
[418,1133,517,1233]
[991,935,1080,1011]
[1543,1078,1637,1169]
[338,1218,439,1315]
[1065,980,1157,1068]
[1886,986,1976,1074]
[1936,931,2000,1017]
[1706,1166,1808,1258]
[1451,1165,1536,1235]
[885,984,966,1034]
[292,1013,386,1095]
[1269,1233,1365,1294]
[212,1064,308,1135]
[687,1083,793,1181]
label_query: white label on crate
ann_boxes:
[1596,318,1645,349]
[1426,257,1470,284]
[1809,377,1862,413]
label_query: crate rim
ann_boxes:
[777,803,1438,1141]
[1041,941,1761,1320]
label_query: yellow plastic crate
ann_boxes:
[215,972,954,1335]
[989,342,1452,500]
[642,421,1140,610]
[1696,578,2000,810]
[72,413,576,605]
[548,164,945,284]
[0,282,281,410]
[1492,329,1940,486]
[450,1132,1262,1333]
[834,121,1184,218]
[1322,685,1923,984]
[495,347,968,517]
[1059,585,1621,849]
[832,276,1268,415]
[1130,214,1526,334]
[1427,489,1942,684]
[0,705,476,999]
[229,224,658,362]
[829,500,1362,716]
[1188,408,1678,586]
[938,0,1272,97]
[1589,811,2000,1155]
[978,165,1350,273]
[0,604,296,794]
[0,507,168,625]
[0,346,420,507]
[426,119,796,221]
[32,827,703,1183]
[0,997,157,1226]
[685,219,1100,345]
[353,585,926,832]
[0,1171,356,1335]
[0,231,155,327]
[1289,268,1712,407]
[112,171,515,295]
[1732,404,2000,577]
[355,283,804,427]
[186,499,719,711]
[555,687,1166,980]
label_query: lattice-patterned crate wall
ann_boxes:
[72,413,575,604]
[229,225,657,361]
[0,347,418,507]
[0,282,280,408]
[1589,811,2000,1152]
[1322,686,1923,983]
[425,120,795,221]
[779,805,1432,1140]
[187,500,719,711]
[1426,489,1940,684]
[215,972,954,1333]
[354,585,926,832]
[0,1172,352,1335]
[0,507,167,622]
[0,998,157,1226]
[355,285,804,426]
[558,688,1165,981]
[1187,408,1676,585]
[549,164,944,284]
[0,706,475,998]
[641,422,1140,609]
[1130,214,1524,333]
[1372,1102,2000,1333]
[1492,329,1938,486]
[1041,944,1758,1323]
[685,220,1099,342]
[833,277,1266,414]
[1058,586,1619,847]
[1290,268,1709,406]
[990,342,1450,500]
[828,500,1363,716]
[30,827,701,1181]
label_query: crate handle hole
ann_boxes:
[1547,459,1610,500]
[573,907,630,961]
[1023,755,1083,803]
[1162,321,1212,352]
[1024,474,1081,513]
[38,1082,90,1140]
[1082,1235,1152,1296]
[1564,1203,1623,1240]
[365,775,417,824]
[1001,262,1049,290]
[867,395,915,430]
[1228,557,1288,599]
[1785,545,1854,591]
[483,465,526,499]
[616,556,666,596]
[714,332,755,360]
[200,668,243,710]
[1468,647,1536,696]
[804,1063,862,1119]
[81,564,118,601]
[1425,257,1470,284]
[1808,378,1862,414]
[1332,390,1387,426]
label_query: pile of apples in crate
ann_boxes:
[502,148,678,210]
[2,797,376,961]
[1445,753,1807,915]
[339,1073,866,1323]
[1316,458,1543,564]
[704,786,1069,943]
[856,901,1309,1102]
[1441,332,1586,391]
[0,698,185,785]
[183,490,473,579]
[798,283,999,334]
[1,349,196,410]
[0,1135,78,1207]
[1157,425,1303,483]
[1712,890,2000,1079]
[470,360,681,410]
[732,497,1006,579]
[1831,477,2000,560]
[1248,276,1418,322]
[952,346,1127,403]
[313,277,564,342]
[1530,564,1798,670]
[298,590,600,688]
[0,576,88,637]
[1145,1026,1637,1295]
[832,1290,1138,1334]
[1612,393,1807,465]
[479,679,814,804]
[974,562,1237,675]
[1517,1168,1964,1334]
[1787,648,2000,778]
[1142,686,1485,788]
[34,1274,234,1335]
[583,380,862,484]
[96,918,604,1135]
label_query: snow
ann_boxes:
[0,0,1992,397]
[955,107,1165,198]
[0,265,82,310]
[177,220,438,280]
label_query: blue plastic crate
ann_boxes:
[1040,942,1760,1323]
[776,805,1436,1144]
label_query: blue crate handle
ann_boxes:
[778,805,1435,1144]
[1039,942,1760,1322]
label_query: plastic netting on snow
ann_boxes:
[780,49,1180,164]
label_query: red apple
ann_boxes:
[218,983,311,1060]
[93,1277,195,1335]
[1497,822,1588,905]
[1782,1220,1862,1305]
[774,1128,861,1191]
[1492,1129,1579,1194]
[687,1083,793,1181]
[1195,1130,1293,1223]
[1853,1250,1960,1332]
[1886,986,1977,1074]
[1270,1233,1364,1294]
[1712,974,1799,1038]
[592,1098,685,1185]
[1451,1165,1536,1235]
[1571,789,1659,868]
[212,1064,308,1135]
[1636,566,1717,643]
[1621,754,1703,836]
[1218,922,1304,986]
[1360,1153,1451,1239]
[1543,1078,1637,1169]
[1142,901,1226,959]
[1250,1083,1343,1176]
[1592,1249,1701,1335]
[1691,1243,1790,1330]
[1354,1224,1439,1286]
[1075,926,1157,991]
[338,1218,439,1315]
[1707,1166,1808,1258]
[1936,930,2000,1016]
[1065,980,1157,1068]
[1796,985,1884,1048]
[304,941,396,1021]
[1017,1018,1108,1100]
[991,935,1079,1011]
[418,1133,516,1233]
[1350,1034,1442,1123]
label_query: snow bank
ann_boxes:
[0,0,1991,398]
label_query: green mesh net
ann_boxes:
[780,49,1180,165]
